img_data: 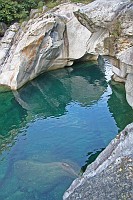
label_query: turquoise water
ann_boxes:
[0,62,133,200]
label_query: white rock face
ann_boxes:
[54,3,91,59]
[0,3,91,90]
[63,123,133,200]
[0,0,133,110]
[0,23,20,66]
[86,29,109,55]
[74,0,133,108]
[74,0,130,31]
[67,16,91,59]
[117,47,133,67]
[0,15,66,89]
[125,74,133,108]
[53,3,92,61]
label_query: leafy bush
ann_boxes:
[0,0,44,25]
[0,0,22,24]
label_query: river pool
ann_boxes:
[0,61,133,200]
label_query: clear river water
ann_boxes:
[0,61,133,200]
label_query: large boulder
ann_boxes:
[0,3,91,90]
[0,0,133,109]
[0,15,67,90]
[74,0,133,56]
[63,123,133,200]
[73,0,133,107]
[53,3,91,59]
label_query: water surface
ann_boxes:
[0,61,133,200]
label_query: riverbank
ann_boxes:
[63,122,133,199]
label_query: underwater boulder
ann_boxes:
[14,160,78,194]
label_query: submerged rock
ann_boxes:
[5,191,25,200]
[14,160,78,194]
[63,123,133,200]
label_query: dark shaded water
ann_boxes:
[0,62,133,200]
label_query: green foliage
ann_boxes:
[45,1,58,8]
[0,0,41,25]
[21,0,40,11]
[38,1,44,9]
[0,0,21,24]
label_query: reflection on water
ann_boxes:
[0,91,27,154]
[0,61,133,200]
[108,81,133,131]
[0,91,26,136]
[80,148,105,173]
[13,62,106,117]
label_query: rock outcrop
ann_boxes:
[0,0,133,102]
[62,2,133,198]
[0,3,91,90]
[63,122,133,200]
[74,0,133,107]
[0,23,20,67]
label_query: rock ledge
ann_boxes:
[63,123,133,200]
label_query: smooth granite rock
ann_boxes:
[0,14,67,89]
[0,0,133,107]
[0,23,20,66]
[125,73,133,108]
[63,123,133,200]
[0,3,91,90]
[74,0,133,107]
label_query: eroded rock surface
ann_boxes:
[0,3,91,90]
[63,123,133,200]
[0,0,133,104]
[0,14,67,89]
[74,0,133,107]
